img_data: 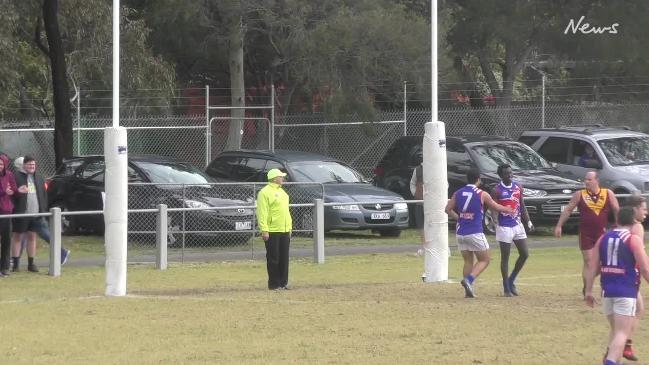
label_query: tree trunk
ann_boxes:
[226,16,245,151]
[42,0,73,168]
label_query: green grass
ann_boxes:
[0,246,637,364]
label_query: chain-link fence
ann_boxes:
[121,182,323,260]
[2,103,649,179]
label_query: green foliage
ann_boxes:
[0,0,176,119]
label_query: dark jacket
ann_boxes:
[14,170,48,214]
[0,154,17,214]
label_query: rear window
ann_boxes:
[56,160,85,176]
[469,142,552,172]
[518,135,540,146]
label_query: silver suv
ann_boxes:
[519,126,649,194]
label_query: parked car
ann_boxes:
[519,125,649,194]
[47,155,254,245]
[373,135,582,230]
[205,150,409,237]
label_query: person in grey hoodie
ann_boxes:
[11,156,70,272]
[0,154,17,276]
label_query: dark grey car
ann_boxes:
[206,150,409,236]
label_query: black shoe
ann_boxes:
[461,279,475,298]
[0,270,9,277]
[281,286,290,290]
[509,280,519,296]
[28,263,39,273]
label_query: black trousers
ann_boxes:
[0,218,11,271]
[265,232,290,289]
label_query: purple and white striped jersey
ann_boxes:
[453,184,485,236]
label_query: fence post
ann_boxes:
[49,208,62,277]
[313,199,325,264]
[156,204,168,270]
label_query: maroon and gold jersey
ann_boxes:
[577,188,612,249]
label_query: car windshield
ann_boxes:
[288,161,365,183]
[136,161,214,184]
[469,142,552,172]
[597,136,649,166]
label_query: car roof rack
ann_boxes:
[539,124,636,134]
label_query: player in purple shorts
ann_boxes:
[585,206,649,365]
[445,168,514,298]
[491,164,534,297]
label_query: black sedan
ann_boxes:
[47,155,254,246]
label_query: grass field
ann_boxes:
[1,245,642,364]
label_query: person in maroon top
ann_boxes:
[554,171,620,296]
[0,154,17,277]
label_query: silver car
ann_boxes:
[520,126,649,194]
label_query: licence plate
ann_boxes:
[560,205,567,212]
[235,221,252,230]
[371,213,390,220]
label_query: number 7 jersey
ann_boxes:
[453,184,485,236]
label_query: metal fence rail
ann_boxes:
[4,192,645,276]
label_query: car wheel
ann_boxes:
[378,229,401,237]
[483,209,496,234]
[51,202,77,235]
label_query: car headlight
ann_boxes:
[523,188,547,197]
[184,200,211,210]
[332,204,360,211]
[394,202,408,211]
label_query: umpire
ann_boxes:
[257,168,292,290]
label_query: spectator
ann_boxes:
[0,154,17,276]
[256,168,292,290]
[409,161,425,254]
[12,156,70,270]
[11,156,47,272]
[578,144,600,167]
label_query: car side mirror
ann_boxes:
[128,173,141,182]
[584,159,602,169]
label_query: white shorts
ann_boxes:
[602,297,637,317]
[457,233,489,252]
[495,223,527,244]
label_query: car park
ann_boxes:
[47,155,254,245]
[519,125,649,194]
[373,135,582,229]
[205,150,409,236]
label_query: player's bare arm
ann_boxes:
[520,185,534,231]
[631,235,649,283]
[445,193,459,221]
[608,190,620,225]
[555,190,580,237]
[483,193,515,215]
[490,188,500,227]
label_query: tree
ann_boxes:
[40,0,73,167]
